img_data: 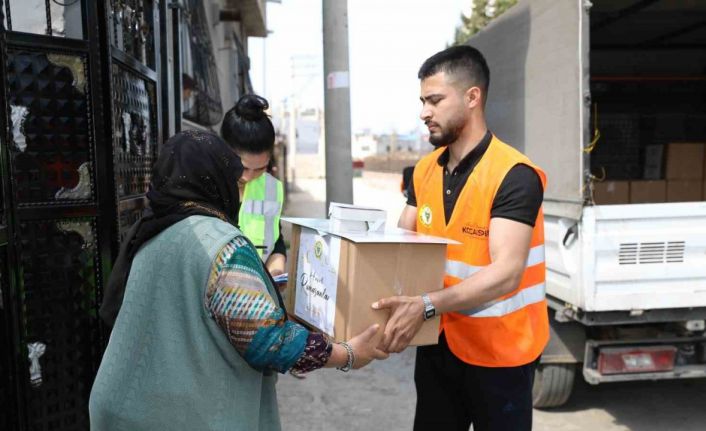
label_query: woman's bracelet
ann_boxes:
[336,341,355,372]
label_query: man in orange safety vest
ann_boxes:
[373,45,549,431]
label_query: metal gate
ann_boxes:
[0,1,164,429]
[108,0,162,241]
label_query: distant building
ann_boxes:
[297,108,322,154]
[376,131,426,154]
[352,133,385,159]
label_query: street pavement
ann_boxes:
[277,174,706,431]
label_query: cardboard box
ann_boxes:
[283,218,454,346]
[593,181,630,205]
[665,143,705,181]
[629,180,666,204]
[643,145,664,180]
[667,180,703,202]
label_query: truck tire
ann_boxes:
[532,363,575,408]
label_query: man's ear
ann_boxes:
[465,87,482,109]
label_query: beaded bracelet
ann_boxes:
[336,341,355,372]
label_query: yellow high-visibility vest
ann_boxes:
[238,173,284,261]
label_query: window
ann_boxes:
[180,0,222,127]
[110,0,156,68]
[5,0,84,39]
[231,31,253,101]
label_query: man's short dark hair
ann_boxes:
[418,45,490,96]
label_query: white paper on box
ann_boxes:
[328,202,386,232]
[294,227,341,336]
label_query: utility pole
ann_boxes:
[322,0,353,208]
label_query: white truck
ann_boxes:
[467,0,706,407]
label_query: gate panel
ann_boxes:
[17,218,100,430]
[111,63,157,240]
[6,50,94,205]
[110,0,156,69]
[3,45,101,431]
[0,246,16,431]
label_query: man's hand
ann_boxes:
[398,205,417,231]
[372,296,425,353]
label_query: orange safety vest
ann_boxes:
[414,135,549,367]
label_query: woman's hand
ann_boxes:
[326,324,389,370]
[265,253,287,290]
[348,324,389,369]
[265,253,286,276]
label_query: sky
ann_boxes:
[248,0,470,135]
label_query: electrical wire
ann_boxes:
[584,166,607,204]
[583,103,600,153]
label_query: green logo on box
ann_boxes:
[314,240,323,259]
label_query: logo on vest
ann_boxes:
[461,224,489,239]
[419,205,433,227]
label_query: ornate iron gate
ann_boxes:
[0,1,164,429]
[1,7,15,427]
[109,0,162,241]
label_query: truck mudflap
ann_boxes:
[583,336,706,384]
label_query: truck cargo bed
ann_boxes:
[546,202,706,313]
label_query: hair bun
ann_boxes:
[235,94,269,121]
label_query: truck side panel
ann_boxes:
[584,203,706,312]
[466,0,587,217]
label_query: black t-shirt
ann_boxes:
[272,223,286,256]
[407,131,543,227]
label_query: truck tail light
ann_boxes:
[598,346,676,375]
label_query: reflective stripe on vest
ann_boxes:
[262,174,278,259]
[239,173,283,261]
[445,245,545,280]
[241,200,281,215]
[446,245,545,317]
[459,283,546,317]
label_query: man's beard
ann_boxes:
[428,120,463,148]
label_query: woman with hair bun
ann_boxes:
[221,94,287,278]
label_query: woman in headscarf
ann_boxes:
[90,130,387,431]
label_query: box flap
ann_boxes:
[282,217,460,244]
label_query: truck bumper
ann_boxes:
[583,336,706,384]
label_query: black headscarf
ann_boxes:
[100,130,244,327]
